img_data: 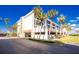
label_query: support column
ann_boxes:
[44,19,48,40]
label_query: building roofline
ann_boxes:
[13,10,33,26]
[13,10,59,27]
[23,10,33,18]
[47,19,59,26]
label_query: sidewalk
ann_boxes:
[0,37,25,39]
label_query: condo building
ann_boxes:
[16,11,66,40]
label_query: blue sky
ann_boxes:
[0,5,79,33]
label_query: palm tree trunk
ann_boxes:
[55,26,57,36]
[42,21,45,39]
[43,25,45,39]
[60,24,62,35]
[48,27,49,39]
[40,23,42,39]
[34,18,36,38]
[38,26,40,39]
[40,21,43,39]
[37,26,39,39]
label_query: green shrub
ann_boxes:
[69,34,79,36]
[29,38,55,43]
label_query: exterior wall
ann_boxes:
[17,11,34,38]
[22,11,34,31]
[32,19,48,40]
[16,11,61,40]
[61,28,68,36]
[17,18,22,37]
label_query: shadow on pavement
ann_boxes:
[27,39,79,54]
[0,39,16,54]
[0,39,79,54]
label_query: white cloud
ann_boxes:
[70,20,75,22]
[70,19,79,22]
[68,23,71,25]
[75,28,79,31]
[69,17,79,23]
[71,24,76,27]
[76,17,79,19]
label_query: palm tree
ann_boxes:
[66,25,71,35]
[61,24,71,35]
[4,18,9,24]
[33,6,42,18]
[33,6,58,39]
[33,6,47,39]
[47,10,58,19]
[57,14,66,35]
[47,10,58,38]
[12,24,17,31]
[37,12,47,39]
[4,18,9,36]
[12,24,17,36]
[33,6,42,38]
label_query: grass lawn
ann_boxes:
[28,38,64,45]
[28,36,79,44]
[58,36,79,43]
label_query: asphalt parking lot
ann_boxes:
[0,38,79,54]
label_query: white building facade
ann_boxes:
[16,11,61,40]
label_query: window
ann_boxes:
[52,23,55,26]
[35,32,45,34]
[25,33,31,37]
[48,25,50,28]
[47,20,50,24]
[52,27,55,29]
